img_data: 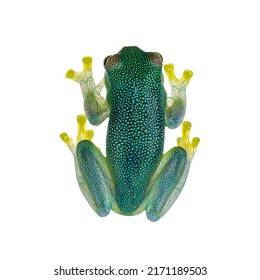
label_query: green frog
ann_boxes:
[61,46,199,221]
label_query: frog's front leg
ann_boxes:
[146,122,199,222]
[164,64,193,128]
[66,57,110,125]
[60,115,115,217]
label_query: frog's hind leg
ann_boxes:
[60,115,115,217]
[146,122,199,222]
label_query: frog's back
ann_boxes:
[105,47,166,214]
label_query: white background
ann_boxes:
[1,0,259,279]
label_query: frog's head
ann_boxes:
[104,46,163,71]
[104,46,163,90]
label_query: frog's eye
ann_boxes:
[147,52,163,66]
[104,54,120,70]
[103,56,111,67]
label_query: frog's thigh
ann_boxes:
[76,140,114,217]
[146,147,189,222]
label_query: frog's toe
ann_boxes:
[76,114,94,143]
[177,121,200,160]
[60,132,75,154]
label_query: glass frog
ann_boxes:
[60,46,199,222]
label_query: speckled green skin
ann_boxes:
[105,47,166,213]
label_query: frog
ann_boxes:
[60,46,199,222]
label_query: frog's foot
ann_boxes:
[164,64,193,129]
[164,64,193,103]
[66,57,109,126]
[177,121,200,161]
[60,114,94,156]
[66,57,104,98]
[60,115,114,217]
